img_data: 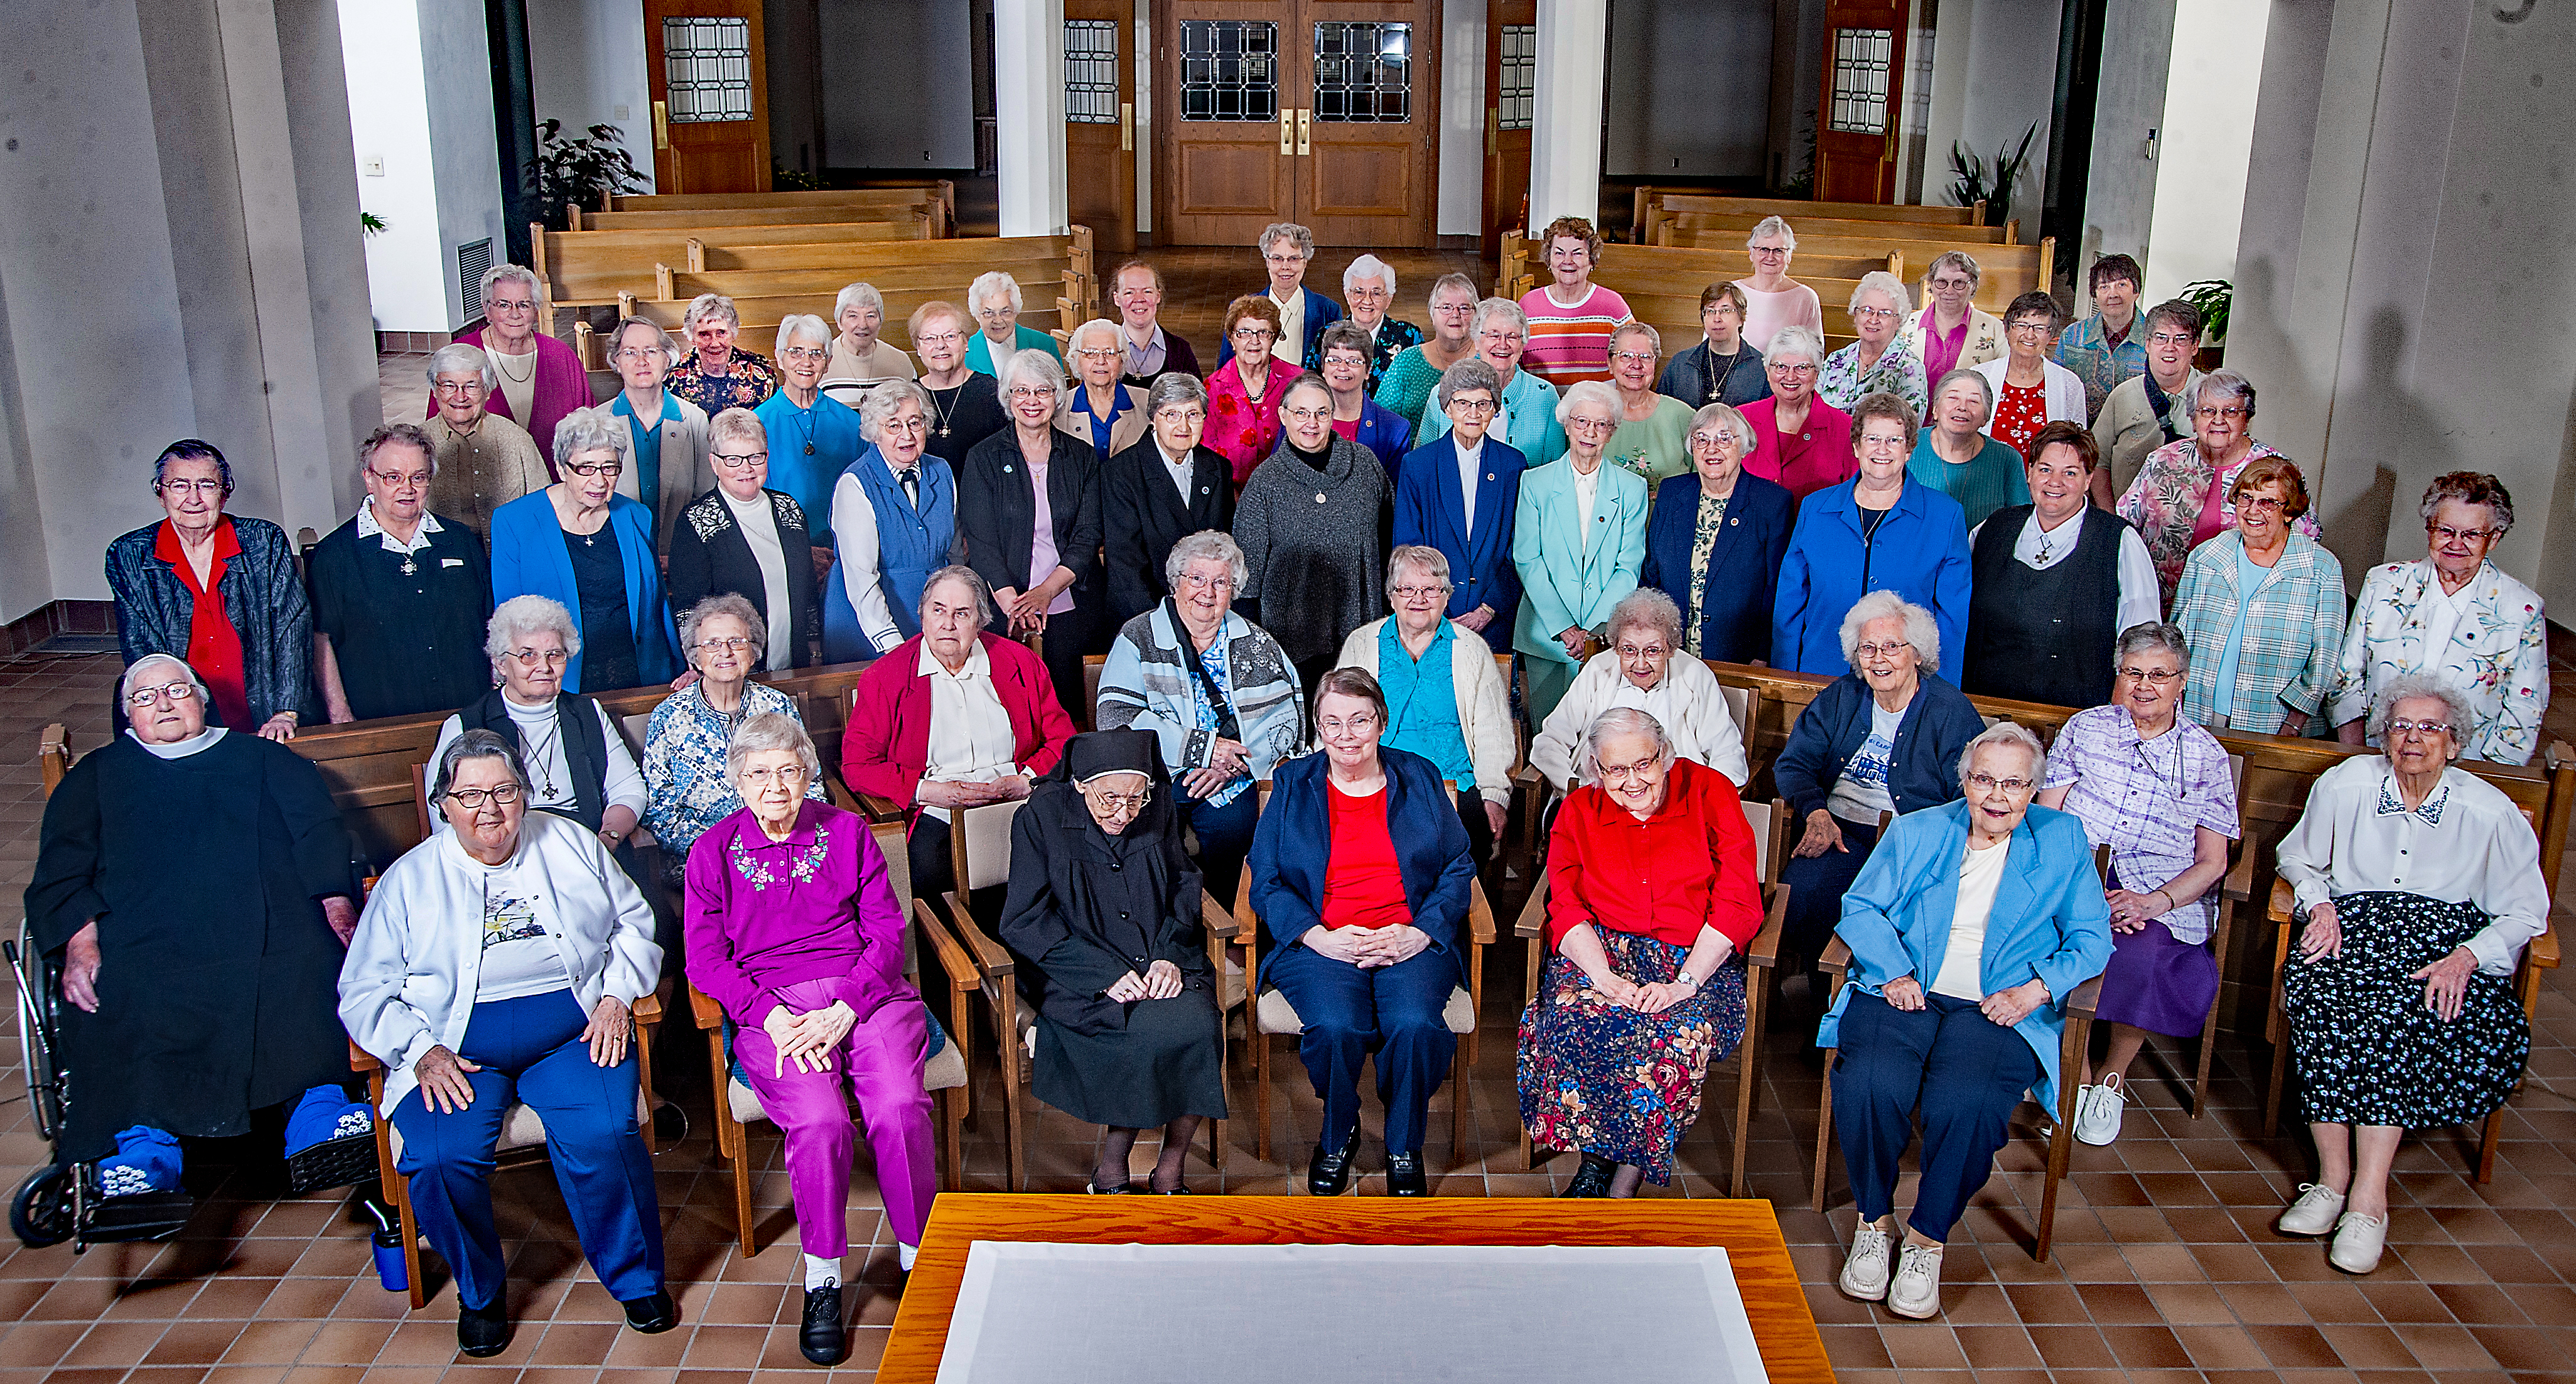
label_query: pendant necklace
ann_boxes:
[526,716,563,800]
[927,385,957,438]
[790,401,819,457]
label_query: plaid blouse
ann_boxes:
[2040,705,2240,943]
[2168,531,2347,737]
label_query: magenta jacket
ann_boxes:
[682,799,912,1027]
[428,327,595,460]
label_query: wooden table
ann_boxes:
[878,1195,1830,1382]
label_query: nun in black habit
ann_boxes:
[996,729,1228,1194]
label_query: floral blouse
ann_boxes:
[668,349,780,417]
[1681,492,1730,656]
[640,680,821,857]
[1817,333,1929,416]
[2327,559,2550,765]
[1307,316,1423,395]
[2114,437,2322,603]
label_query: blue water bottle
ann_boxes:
[363,1199,408,1293]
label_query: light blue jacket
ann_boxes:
[1818,799,2113,1111]
[1509,458,1647,669]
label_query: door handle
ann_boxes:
[652,100,670,151]
[1297,107,1311,156]
[1280,107,1295,155]
[1120,102,1134,153]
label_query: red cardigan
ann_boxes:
[840,630,1075,816]
[1545,758,1763,951]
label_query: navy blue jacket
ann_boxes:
[1392,433,1527,652]
[1637,472,1796,665]
[1248,747,1477,959]
[1772,673,1985,824]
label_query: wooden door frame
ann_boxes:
[1064,0,1140,252]
[1482,0,1536,259]
[1811,6,1907,205]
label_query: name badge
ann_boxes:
[442,558,466,567]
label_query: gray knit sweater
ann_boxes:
[1231,434,1389,665]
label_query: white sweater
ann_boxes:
[1529,651,1750,792]
[1334,617,1517,803]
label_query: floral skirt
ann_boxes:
[1515,931,1747,1184]
[2283,891,2531,1128]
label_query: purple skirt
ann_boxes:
[2094,917,2219,1037]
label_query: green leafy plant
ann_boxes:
[360,211,388,237]
[772,161,824,192]
[1948,121,2039,227]
[1779,114,1818,200]
[2180,278,2233,343]
[527,120,647,228]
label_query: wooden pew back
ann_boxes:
[536,219,939,307]
[605,181,956,237]
[1500,239,1866,355]
[1654,222,2052,311]
[578,203,940,234]
[1629,188,1984,233]
[1652,202,2014,244]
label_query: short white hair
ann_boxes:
[479,262,541,307]
[1848,270,1911,318]
[1765,325,1828,366]
[1386,544,1452,590]
[709,406,765,453]
[1472,297,1528,339]
[833,281,885,322]
[552,408,629,471]
[120,653,210,708]
[1067,317,1124,356]
[1343,254,1397,298]
[775,313,832,356]
[1556,379,1620,427]
[1838,590,1941,673]
[2368,674,2476,743]
[487,594,583,667]
[1607,588,1683,648]
[428,342,496,390]
[1746,215,1797,253]
[969,271,1024,314]
[1582,706,1674,781]
[1959,722,2046,788]
[1167,530,1249,593]
[726,711,822,783]
[996,347,1065,399]
[683,292,740,333]
[1610,320,1661,356]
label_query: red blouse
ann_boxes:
[1319,782,1411,931]
[156,518,254,731]
[1544,758,1762,951]
[1993,380,2049,458]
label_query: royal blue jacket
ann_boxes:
[488,491,682,692]
[1771,476,1973,677]
[1248,747,1477,960]
[1393,433,1527,652]
[1637,472,1796,664]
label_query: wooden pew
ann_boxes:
[574,203,940,234]
[1651,202,2016,245]
[603,181,956,237]
[603,287,1072,364]
[534,219,940,311]
[1656,225,2055,313]
[1629,188,1985,235]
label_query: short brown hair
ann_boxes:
[1111,259,1163,293]
[2420,471,2515,534]
[2024,420,2099,472]
[1541,215,1602,264]
[2230,455,2311,521]
[1312,666,1388,725]
[2005,291,2061,330]
[1848,391,1920,448]
[1698,280,1750,319]
[2089,254,2143,295]
[1222,295,1284,341]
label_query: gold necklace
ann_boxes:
[490,342,537,384]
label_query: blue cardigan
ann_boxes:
[1819,799,2113,1110]
[1772,673,1985,824]
[1392,433,1527,652]
[1637,472,1796,664]
[488,491,682,692]
[1248,747,1477,960]
[1771,476,1973,677]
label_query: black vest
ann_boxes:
[458,689,611,832]
[1963,506,2126,710]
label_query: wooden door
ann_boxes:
[1482,0,1536,257]
[1064,0,1138,252]
[644,0,772,195]
[1811,1,1906,203]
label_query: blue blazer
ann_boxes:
[1772,476,1973,677]
[1772,672,1985,824]
[1347,396,1415,477]
[1248,747,1477,961]
[1511,458,1647,668]
[488,491,682,692]
[1218,286,1344,368]
[1637,472,1796,664]
[1819,799,2113,1110]
[1393,433,1527,652]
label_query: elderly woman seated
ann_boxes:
[1249,668,1479,1197]
[1335,545,1519,856]
[1825,723,2113,1319]
[2330,472,2549,764]
[1773,593,1985,970]
[488,411,683,693]
[2116,369,2320,604]
[2269,677,2545,1275]
[1531,588,1748,794]
[1818,271,1929,416]
[433,597,649,878]
[25,654,357,1186]
[1097,531,1305,906]
[997,730,1228,1195]
[1519,708,1763,1198]
[2035,622,2241,1146]
[841,565,1077,902]
[684,713,933,1364]
[642,595,821,884]
[340,730,670,1357]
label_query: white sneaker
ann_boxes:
[1887,1241,1944,1319]
[2277,1183,2347,1236]
[2073,1073,2126,1146]
[2328,1211,2387,1274]
[1838,1221,1892,1301]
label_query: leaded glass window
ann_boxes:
[1312,21,1410,123]
[663,16,753,124]
[1497,24,1535,131]
[1065,20,1119,124]
[1828,28,1892,136]
[1179,19,1278,122]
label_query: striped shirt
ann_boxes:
[1517,284,1630,386]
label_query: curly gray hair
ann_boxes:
[679,593,770,671]
[859,379,932,439]
[2367,674,2475,745]
[2113,620,2192,674]
[551,409,630,472]
[486,594,583,669]
[1386,544,1452,591]
[1958,721,2047,789]
[1838,590,1940,673]
[726,711,821,783]
[478,263,541,308]
[1257,222,1315,261]
[683,293,740,333]
[360,423,438,478]
[1165,530,1248,595]
[1607,588,1684,649]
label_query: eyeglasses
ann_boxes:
[2194,405,2249,421]
[1080,783,1153,813]
[485,298,537,315]
[612,347,665,364]
[738,765,810,787]
[1283,406,1332,423]
[158,479,227,497]
[696,635,756,652]
[1323,352,1369,369]
[1075,348,1123,361]
[1231,327,1275,343]
[563,461,624,478]
[1853,641,1912,660]
[1595,759,1662,784]
[124,679,198,708]
[1610,350,1657,364]
[1475,330,1526,345]
[433,380,484,396]
[712,451,766,468]
[1768,362,1817,377]
[1006,386,1056,401]
[1858,434,1910,453]
[1566,416,1616,435]
[1966,771,2035,793]
[1263,252,1309,265]
[445,784,524,809]
[366,468,430,490]
[1317,713,1380,736]
[1615,642,1669,661]
[1929,276,1976,291]
[1390,584,1448,602]
[506,647,569,666]
[2429,523,2494,544]
[2233,494,2286,514]
[2007,321,2052,337]
[1447,397,1496,415]
[2118,666,2182,684]
[1431,301,1478,315]
[1153,408,1207,424]
[780,346,829,364]
[1175,570,1234,592]
[1749,245,1789,257]
[916,330,964,347]
[1689,431,1740,450]
[2386,718,2452,739]
[1851,306,1900,322]
[2147,331,2197,347]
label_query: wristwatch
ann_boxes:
[1674,970,1700,991]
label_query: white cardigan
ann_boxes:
[1973,356,2089,433]
[1334,617,1517,803]
[339,811,662,1115]
[1529,651,1750,792]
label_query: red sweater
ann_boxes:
[1545,758,1763,951]
[1318,783,1411,930]
[839,630,1075,818]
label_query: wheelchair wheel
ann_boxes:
[11,1164,74,1248]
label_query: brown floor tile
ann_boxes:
[2175,1323,2274,1370]
[2025,1322,2118,1368]
[2389,1322,2501,1371]
[1953,1323,2044,1368]
[2142,1279,2235,1324]
[2252,1321,2353,1369]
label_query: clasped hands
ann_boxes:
[2299,900,2479,1022]
[414,995,634,1113]
[1878,974,2051,1027]
[762,999,860,1076]
[1182,739,1251,801]
[1302,922,1432,969]
[917,774,1032,810]
[1583,944,1732,1014]
[1104,959,1185,1003]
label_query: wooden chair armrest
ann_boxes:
[1232,875,1260,955]
[913,897,981,991]
[1818,935,1853,984]
[1745,884,1788,969]
[2064,973,2102,1021]
[631,992,663,1026]
[1467,879,1498,947]
[824,778,862,814]
[2530,924,2560,971]
[2223,835,2258,902]
[857,792,908,824]
[686,985,725,1030]
[940,891,1015,980]
[1200,893,1240,941]
[347,1041,380,1073]
[2266,877,2296,923]
[1513,871,1551,942]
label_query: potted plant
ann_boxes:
[1947,121,2039,229]
[2180,278,2231,367]
[527,120,647,229]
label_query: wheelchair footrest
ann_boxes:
[82,1191,196,1245]
[285,1131,379,1196]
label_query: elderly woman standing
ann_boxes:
[1204,296,1301,484]
[1902,252,2004,384]
[1974,293,2087,460]
[1323,254,1423,387]
[1734,216,1826,352]
[1657,281,1773,410]
[1826,723,2112,1319]
[1604,322,1697,490]
[687,713,934,1361]
[998,730,1229,1195]
[1740,327,1855,500]
[603,318,711,554]
[432,597,649,875]
[1336,546,1518,854]
[2089,300,2203,505]
[1221,222,1342,369]
[753,314,868,536]
[2117,371,2320,603]
[2036,624,2239,1147]
[1250,668,1479,1197]
[1518,215,1632,387]
[107,440,313,738]
[2270,678,2545,1275]
[1513,381,1650,725]
[2331,472,2548,764]
[1102,374,1233,625]
[489,413,681,693]
[433,264,595,462]
[912,300,1012,470]
[668,408,819,671]
[825,382,954,662]
[1819,272,1929,417]
[964,271,1064,376]
[1959,422,2159,709]
[425,343,552,537]
[1639,403,1795,664]
[2057,254,2148,419]
[1058,318,1153,466]
[1393,359,1525,654]
[642,595,819,882]
[312,425,496,723]
[1417,298,1570,466]
[341,730,671,1356]
[1372,273,1483,434]
[1234,374,1392,689]
[2168,457,2345,737]
[1315,322,1414,475]
[1097,532,1303,906]
[959,349,1105,722]
[1773,394,1973,677]
[841,566,1077,899]
[1521,708,1763,1197]
[1530,588,1748,792]
[1908,369,2028,529]
[819,281,919,408]
[1109,260,1200,386]
[667,293,779,416]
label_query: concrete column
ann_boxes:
[1526,0,1607,230]
[994,0,1070,237]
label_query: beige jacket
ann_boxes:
[605,394,713,554]
[2091,368,2200,496]
[1902,304,2005,377]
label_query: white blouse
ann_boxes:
[2275,756,2549,975]
[721,487,794,670]
[919,639,1024,822]
[1528,652,1750,792]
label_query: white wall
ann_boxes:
[1920,0,2059,239]
[1436,0,1487,237]
[1528,0,1608,227]
[525,0,656,186]
[2137,0,2263,305]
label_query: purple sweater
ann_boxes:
[683,800,910,1026]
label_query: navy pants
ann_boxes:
[1781,816,1882,960]
[391,991,664,1311]
[1831,990,2040,1242]
[1182,788,1259,909]
[1264,943,1458,1156]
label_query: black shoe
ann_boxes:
[456,1301,510,1358]
[1086,1179,1136,1194]
[1307,1126,1360,1196]
[620,1289,679,1334]
[799,1285,846,1366]
[1563,1153,1617,1198]
[1386,1149,1428,1197]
